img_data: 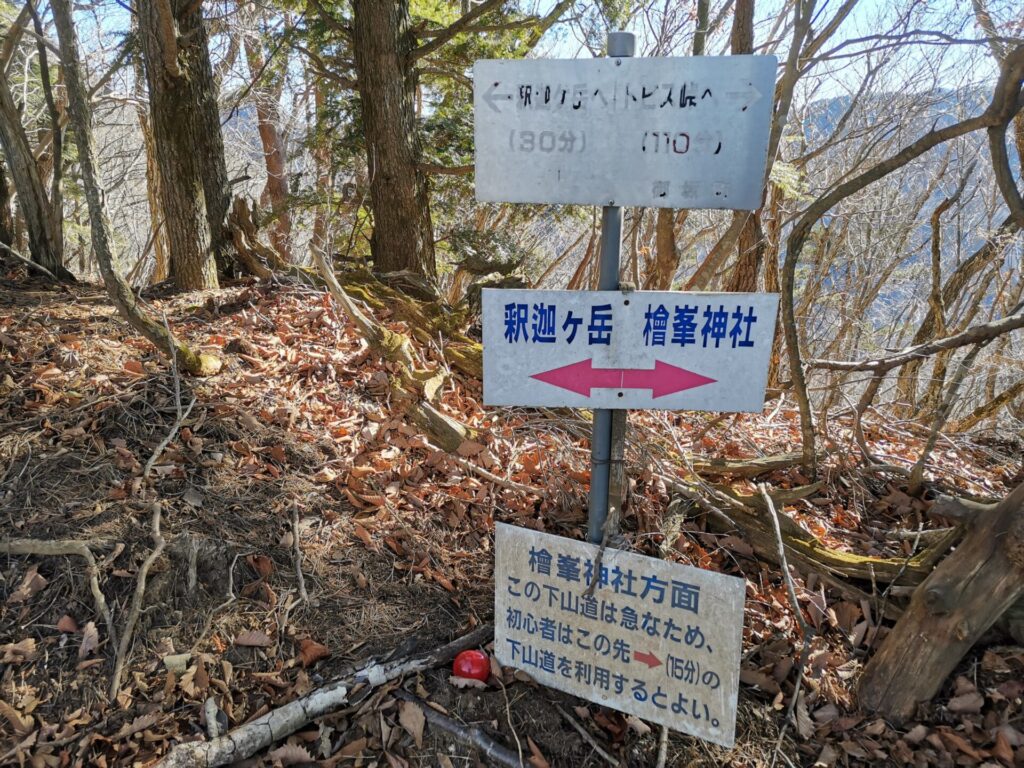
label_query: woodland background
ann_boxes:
[0,0,1023,766]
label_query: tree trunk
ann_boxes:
[51,0,218,375]
[138,0,227,290]
[0,68,69,278]
[243,15,292,262]
[0,158,14,248]
[859,483,1024,722]
[351,0,436,277]
[724,0,764,293]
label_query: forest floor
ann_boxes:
[0,272,1022,768]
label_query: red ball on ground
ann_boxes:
[452,649,490,682]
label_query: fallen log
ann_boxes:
[691,451,807,478]
[155,625,493,768]
[858,482,1024,721]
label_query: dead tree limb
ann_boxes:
[155,625,493,768]
[393,689,525,768]
[859,483,1024,721]
[809,307,1024,373]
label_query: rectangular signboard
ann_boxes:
[474,55,776,209]
[482,289,778,411]
[495,523,744,746]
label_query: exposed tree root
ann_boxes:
[109,502,166,701]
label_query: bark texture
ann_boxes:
[51,0,218,376]
[138,0,230,290]
[859,483,1024,721]
[0,67,68,278]
[351,0,436,277]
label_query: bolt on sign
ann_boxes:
[495,524,744,747]
[474,56,777,209]
[483,289,779,411]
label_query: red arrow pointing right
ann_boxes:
[634,650,662,668]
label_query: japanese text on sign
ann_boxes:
[483,289,779,412]
[474,56,777,209]
[495,524,744,746]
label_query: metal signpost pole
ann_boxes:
[588,30,635,545]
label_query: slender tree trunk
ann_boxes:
[243,18,292,262]
[647,0,708,290]
[0,70,69,278]
[0,158,14,248]
[310,77,333,261]
[138,0,228,290]
[50,0,218,375]
[131,14,169,284]
[725,0,764,293]
[351,0,436,277]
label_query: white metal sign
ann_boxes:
[473,56,776,209]
[482,289,778,411]
[495,523,744,747]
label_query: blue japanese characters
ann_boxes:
[494,524,744,746]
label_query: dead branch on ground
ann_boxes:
[155,625,493,768]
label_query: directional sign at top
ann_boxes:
[473,55,777,209]
[483,289,779,411]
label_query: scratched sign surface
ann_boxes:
[495,524,744,746]
[474,56,776,209]
[482,289,779,411]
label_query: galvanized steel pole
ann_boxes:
[588,31,635,545]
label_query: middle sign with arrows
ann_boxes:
[482,289,779,411]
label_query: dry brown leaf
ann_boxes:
[112,712,160,741]
[268,744,313,766]
[123,359,146,376]
[0,698,33,734]
[527,736,550,768]
[56,614,79,633]
[456,440,485,457]
[1,638,37,663]
[298,638,330,667]
[992,729,1015,766]
[795,692,814,739]
[337,737,368,758]
[7,565,48,604]
[234,630,273,648]
[247,554,274,580]
[398,700,425,749]
[79,621,100,659]
[947,691,985,714]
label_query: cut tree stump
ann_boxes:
[858,482,1024,721]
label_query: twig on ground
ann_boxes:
[393,689,524,768]
[291,505,309,604]
[156,625,493,768]
[0,538,116,649]
[552,703,619,767]
[110,502,166,701]
[498,680,524,766]
[655,725,669,768]
[141,397,195,481]
[0,241,60,282]
[758,483,816,768]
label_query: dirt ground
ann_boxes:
[1,274,1022,767]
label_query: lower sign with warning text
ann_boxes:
[482,289,778,411]
[494,524,744,746]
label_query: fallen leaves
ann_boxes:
[235,630,273,648]
[0,637,37,663]
[7,564,48,604]
[298,638,330,667]
[78,621,100,659]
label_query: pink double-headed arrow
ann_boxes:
[530,359,716,398]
